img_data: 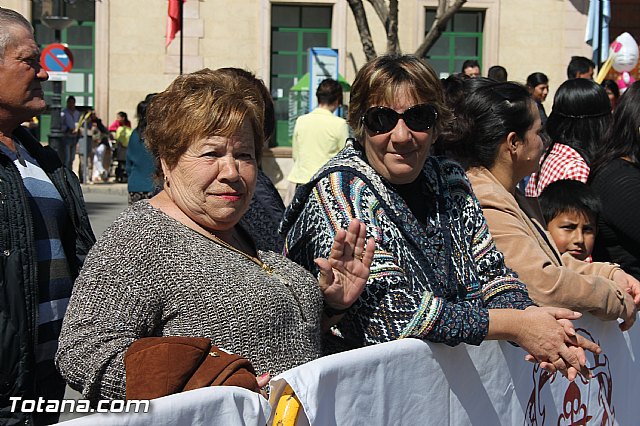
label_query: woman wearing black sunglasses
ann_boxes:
[281,54,600,380]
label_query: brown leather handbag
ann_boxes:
[124,336,259,400]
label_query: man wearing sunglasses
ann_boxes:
[287,78,349,190]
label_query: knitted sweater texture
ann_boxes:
[56,200,323,403]
[282,142,531,352]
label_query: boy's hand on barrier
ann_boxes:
[612,269,640,306]
[619,293,637,331]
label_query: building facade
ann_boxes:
[2,0,618,192]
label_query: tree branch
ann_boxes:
[347,0,378,61]
[365,0,389,24]
[386,0,399,54]
[414,0,467,58]
[366,0,400,54]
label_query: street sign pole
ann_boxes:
[41,2,74,167]
[49,36,64,163]
[40,41,74,168]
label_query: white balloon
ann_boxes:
[612,32,639,73]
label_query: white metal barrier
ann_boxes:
[56,386,270,426]
[269,313,639,425]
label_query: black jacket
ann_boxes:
[0,127,96,425]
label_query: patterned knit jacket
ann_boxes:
[281,141,532,352]
[56,201,323,403]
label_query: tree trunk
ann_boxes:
[386,0,399,54]
[348,0,464,61]
[414,0,467,58]
[365,0,400,54]
[347,0,378,61]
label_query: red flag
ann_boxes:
[166,0,185,47]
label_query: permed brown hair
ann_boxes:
[145,68,265,176]
[347,54,451,142]
[217,67,275,144]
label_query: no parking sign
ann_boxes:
[40,43,74,81]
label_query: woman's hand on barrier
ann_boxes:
[514,306,600,381]
[524,345,588,381]
[315,219,375,310]
[530,307,602,356]
[612,270,640,330]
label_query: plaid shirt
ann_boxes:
[525,143,590,197]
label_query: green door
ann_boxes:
[270,5,332,147]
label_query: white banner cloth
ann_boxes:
[56,386,270,426]
[269,314,639,425]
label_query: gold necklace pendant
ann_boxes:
[209,232,273,275]
[261,262,274,275]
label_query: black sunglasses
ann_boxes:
[361,104,438,134]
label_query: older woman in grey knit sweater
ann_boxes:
[56,68,374,403]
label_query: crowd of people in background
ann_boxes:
[2,5,640,425]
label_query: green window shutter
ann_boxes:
[270,5,332,147]
[423,9,485,78]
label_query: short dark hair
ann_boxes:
[567,56,595,79]
[601,79,620,99]
[526,72,548,89]
[436,75,493,156]
[461,60,480,73]
[539,179,600,225]
[136,94,155,134]
[66,95,76,103]
[487,65,507,82]
[316,78,343,106]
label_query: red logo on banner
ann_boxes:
[524,329,614,425]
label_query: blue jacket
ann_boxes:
[125,128,156,193]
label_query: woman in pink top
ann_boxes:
[525,79,611,197]
[108,111,132,133]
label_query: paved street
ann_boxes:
[81,183,129,237]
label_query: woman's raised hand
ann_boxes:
[516,306,601,381]
[315,219,375,310]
